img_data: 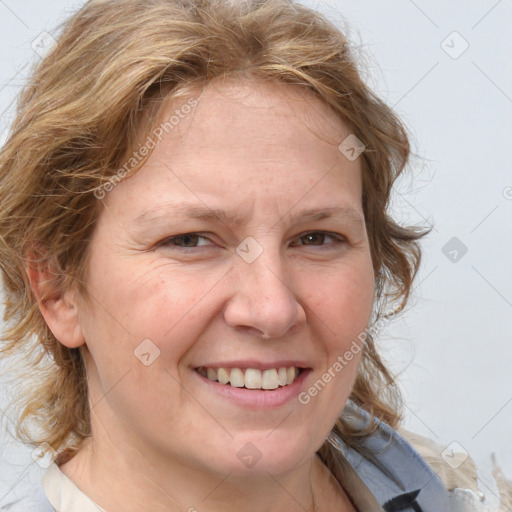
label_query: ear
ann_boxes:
[25,248,85,349]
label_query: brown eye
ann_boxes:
[160,233,211,249]
[295,232,345,247]
[301,233,326,245]
[171,234,200,247]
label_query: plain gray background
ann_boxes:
[0,0,510,508]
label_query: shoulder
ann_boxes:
[335,400,490,512]
[396,426,481,493]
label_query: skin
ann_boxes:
[31,79,375,511]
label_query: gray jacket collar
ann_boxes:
[334,400,458,511]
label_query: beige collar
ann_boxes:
[42,463,106,512]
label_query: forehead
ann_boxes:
[101,78,363,225]
[157,78,350,150]
[138,79,358,187]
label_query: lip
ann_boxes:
[193,366,312,408]
[193,360,309,371]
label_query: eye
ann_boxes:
[157,231,346,251]
[159,233,212,249]
[293,231,346,248]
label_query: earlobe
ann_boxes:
[25,251,85,349]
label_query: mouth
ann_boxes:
[195,366,304,390]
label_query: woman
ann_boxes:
[0,0,492,510]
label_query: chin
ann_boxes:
[205,431,317,478]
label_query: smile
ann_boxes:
[195,366,303,390]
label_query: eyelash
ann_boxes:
[158,231,347,251]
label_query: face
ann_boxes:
[75,79,375,478]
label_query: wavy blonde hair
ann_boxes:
[0,0,426,472]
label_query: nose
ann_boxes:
[223,243,306,340]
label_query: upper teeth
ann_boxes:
[197,366,299,389]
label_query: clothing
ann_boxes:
[15,401,492,511]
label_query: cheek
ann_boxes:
[309,262,375,347]
[297,265,373,447]
[81,259,219,384]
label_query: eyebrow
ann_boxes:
[133,203,364,231]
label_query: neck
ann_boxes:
[58,408,355,512]
[59,440,321,512]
